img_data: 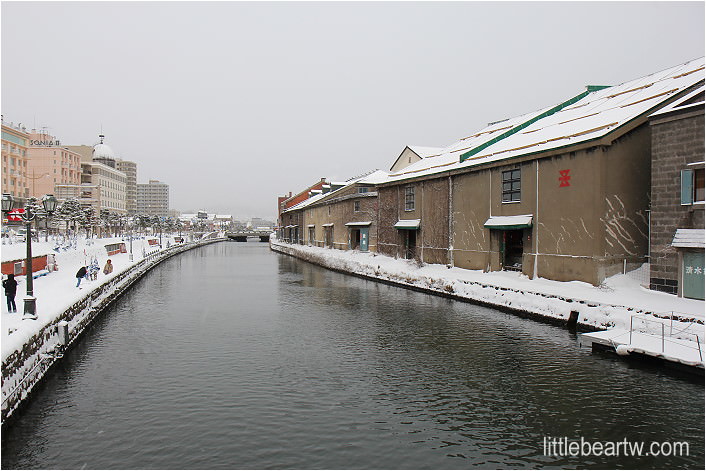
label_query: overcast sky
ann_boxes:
[2,1,704,220]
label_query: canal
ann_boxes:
[2,242,704,469]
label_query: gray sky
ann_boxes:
[2,1,704,220]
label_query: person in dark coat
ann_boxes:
[3,274,18,313]
[76,266,87,288]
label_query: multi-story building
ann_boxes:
[137,180,169,217]
[1,121,30,199]
[26,130,82,198]
[90,161,127,214]
[116,159,138,215]
[62,136,127,215]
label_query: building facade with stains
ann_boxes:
[378,58,704,285]
[276,58,704,288]
[648,86,705,299]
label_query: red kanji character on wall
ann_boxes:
[559,169,571,187]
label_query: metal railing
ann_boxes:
[629,312,704,362]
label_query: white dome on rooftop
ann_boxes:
[93,143,115,159]
[93,134,116,160]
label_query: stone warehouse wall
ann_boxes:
[1,238,225,424]
[649,110,705,294]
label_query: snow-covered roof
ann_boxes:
[345,221,372,226]
[358,169,390,184]
[650,84,704,118]
[672,229,705,248]
[484,215,534,229]
[408,146,445,158]
[283,170,389,213]
[384,57,705,184]
[394,219,421,229]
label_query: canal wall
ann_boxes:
[270,240,702,333]
[1,237,226,424]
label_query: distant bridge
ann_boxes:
[226,230,273,242]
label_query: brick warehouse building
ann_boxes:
[277,58,704,289]
[649,86,705,299]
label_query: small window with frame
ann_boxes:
[502,169,521,203]
[353,200,361,212]
[404,186,415,211]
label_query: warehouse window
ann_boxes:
[404,186,415,211]
[682,167,705,205]
[502,169,521,203]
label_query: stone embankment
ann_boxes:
[270,240,703,332]
[1,237,225,424]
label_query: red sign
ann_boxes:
[7,208,25,221]
[559,169,571,187]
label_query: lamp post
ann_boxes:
[2,194,59,320]
[41,194,58,242]
[128,216,134,262]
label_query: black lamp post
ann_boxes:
[128,216,134,262]
[1,194,14,242]
[2,194,59,320]
[1,194,12,214]
[42,194,58,242]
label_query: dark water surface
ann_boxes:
[2,242,703,469]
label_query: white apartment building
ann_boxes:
[137,179,169,217]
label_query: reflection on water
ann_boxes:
[2,242,704,469]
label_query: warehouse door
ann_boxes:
[502,230,524,271]
[682,251,705,300]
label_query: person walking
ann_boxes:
[76,266,87,288]
[103,259,113,275]
[3,274,18,313]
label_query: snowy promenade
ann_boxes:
[270,239,705,367]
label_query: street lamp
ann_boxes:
[2,194,59,320]
[128,216,134,262]
[41,194,58,241]
[1,194,12,213]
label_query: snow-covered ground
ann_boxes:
[0,234,188,362]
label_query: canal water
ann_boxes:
[2,242,704,469]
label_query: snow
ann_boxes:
[382,57,705,185]
[672,229,705,248]
[650,84,705,117]
[393,219,421,229]
[1,234,182,362]
[408,146,444,158]
[582,328,704,367]
[484,214,533,227]
[284,169,390,213]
